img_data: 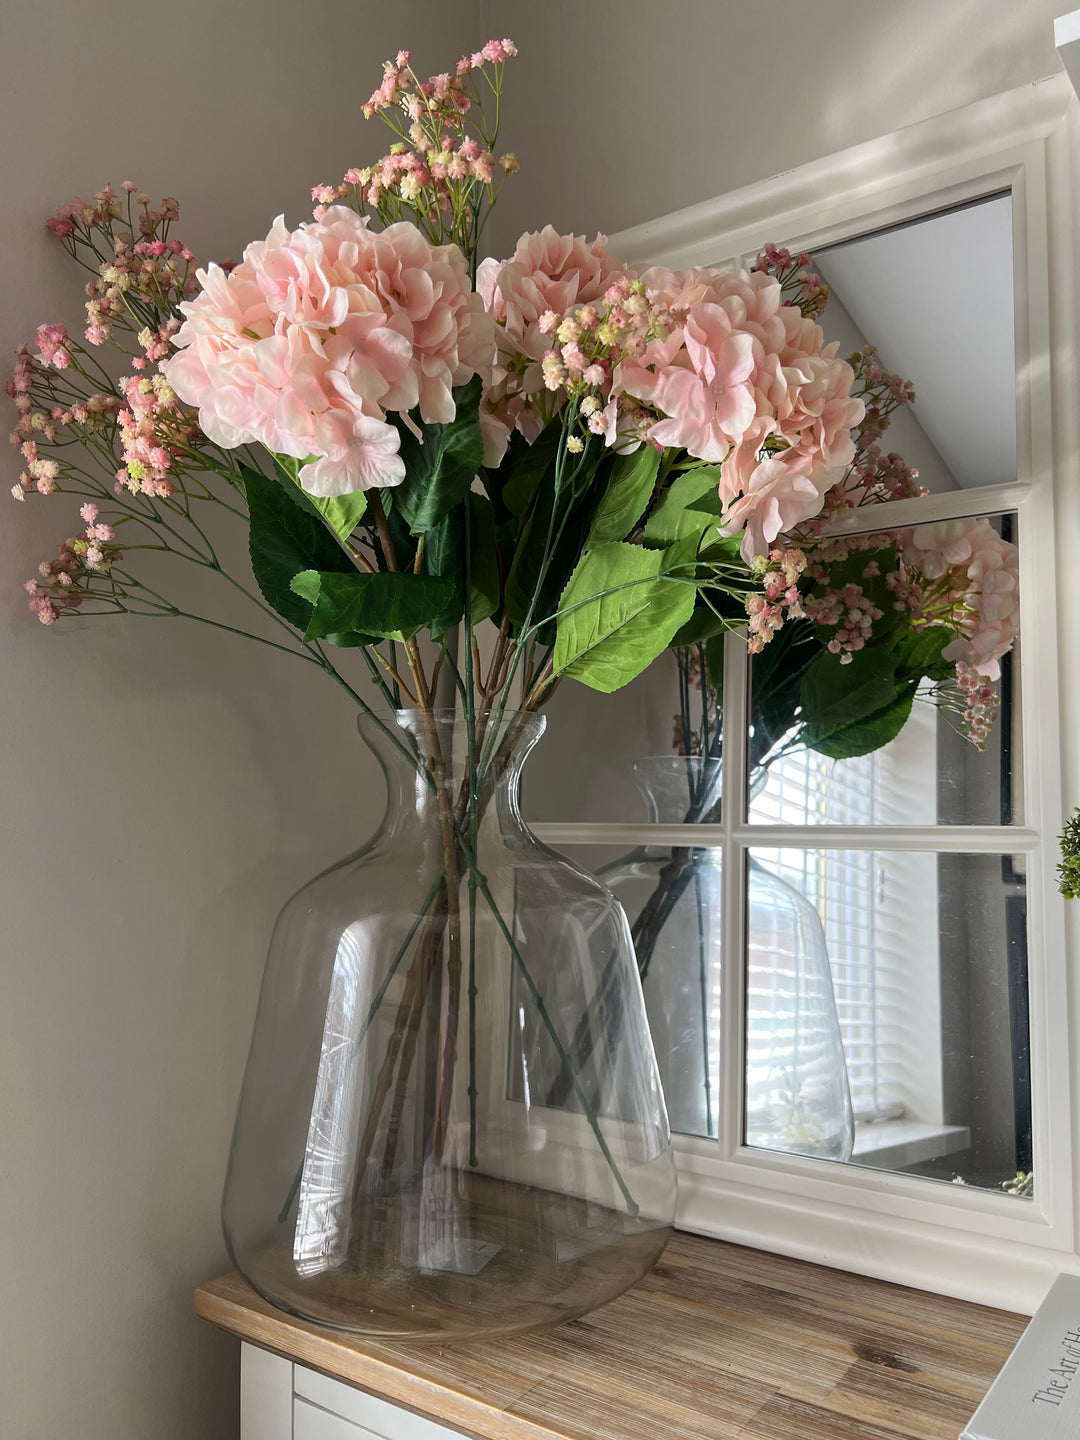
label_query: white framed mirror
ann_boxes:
[525,72,1080,1312]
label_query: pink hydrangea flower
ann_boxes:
[477,227,625,464]
[610,264,864,558]
[908,518,1020,680]
[166,208,493,496]
[617,306,758,460]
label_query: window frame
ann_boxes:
[532,74,1078,1313]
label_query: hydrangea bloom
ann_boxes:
[615,265,864,560]
[493,251,867,558]
[166,208,493,495]
[905,518,1020,680]
[477,227,624,464]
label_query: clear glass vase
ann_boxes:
[223,710,677,1342]
[599,757,853,1160]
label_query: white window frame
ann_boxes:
[532,74,1079,1313]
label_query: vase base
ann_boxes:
[234,1170,672,1342]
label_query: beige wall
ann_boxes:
[486,0,1068,253]
[0,5,480,1438]
[0,2,1071,1437]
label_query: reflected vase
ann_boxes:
[599,757,854,1160]
[223,710,677,1342]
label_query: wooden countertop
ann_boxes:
[196,1233,1028,1440]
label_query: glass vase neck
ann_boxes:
[357,708,545,829]
[632,756,723,825]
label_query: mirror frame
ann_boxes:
[534,73,1079,1312]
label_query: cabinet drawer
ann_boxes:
[295,1398,378,1439]
[295,1369,463,1440]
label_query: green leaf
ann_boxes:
[416,492,501,636]
[290,570,322,605]
[314,491,368,539]
[746,617,820,766]
[803,685,916,759]
[552,541,696,693]
[704,634,726,697]
[892,624,953,683]
[587,447,661,545]
[504,470,559,633]
[390,376,484,535]
[799,646,898,733]
[243,466,354,631]
[292,570,455,645]
[670,603,730,648]
[643,467,724,547]
[268,455,369,539]
[502,419,562,517]
[466,492,500,625]
[423,511,465,639]
[503,433,608,641]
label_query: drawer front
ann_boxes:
[295,1397,381,1440]
[295,1369,464,1440]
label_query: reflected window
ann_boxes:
[524,194,1035,1205]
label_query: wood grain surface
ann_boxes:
[195,1232,1029,1440]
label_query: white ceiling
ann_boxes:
[815,194,1016,490]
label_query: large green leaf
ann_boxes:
[799,645,898,734]
[552,541,696,693]
[643,467,724,547]
[291,569,455,645]
[503,433,607,640]
[466,491,500,625]
[423,511,465,639]
[746,617,820,766]
[670,602,730,648]
[243,466,354,631]
[892,624,953,683]
[504,470,565,636]
[802,685,916,759]
[417,492,501,637]
[502,419,563,517]
[389,376,484,535]
[269,455,369,539]
[587,447,661,545]
[798,624,952,761]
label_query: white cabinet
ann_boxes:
[241,1345,464,1440]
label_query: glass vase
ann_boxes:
[223,710,677,1342]
[599,756,853,1160]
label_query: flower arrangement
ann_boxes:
[6,37,1026,1336]
[7,34,1022,980]
[9,57,1016,768]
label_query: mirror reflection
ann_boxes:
[525,194,1031,1199]
[749,514,1022,830]
[742,196,1028,1193]
[812,193,1015,493]
[747,848,1030,1195]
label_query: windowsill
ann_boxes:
[196,1231,1026,1440]
[852,1119,972,1170]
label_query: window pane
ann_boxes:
[745,847,1031,1197]
[523,653,724,825]
[814,193,1015,494]
[748,513,1021,827]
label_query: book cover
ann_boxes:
[962,1274,1080,1439]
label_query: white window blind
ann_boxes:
[748,700,941,1123]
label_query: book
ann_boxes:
[962,1273,1080,1438]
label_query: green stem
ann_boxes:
[463,502,480,1166]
